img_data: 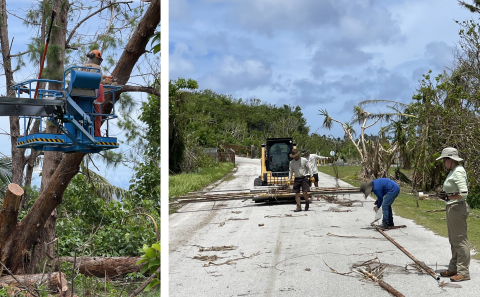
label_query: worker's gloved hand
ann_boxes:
[373,206,379,212]
[310,176,315,183]
[286,181,290,187]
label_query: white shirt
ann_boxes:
[304,154,328,174]
[289,157,312,179]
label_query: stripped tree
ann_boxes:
[319,100,413,179]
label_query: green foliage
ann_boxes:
[0,157,12,198]
[57,174,157,257]
[150,31,160,54]
[169,78,199,173]
[136,241,160,292]
[467,185,480,209]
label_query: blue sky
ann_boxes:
[169,0,474,138]
[0,0,155,190]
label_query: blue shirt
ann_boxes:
[372,178,400,206]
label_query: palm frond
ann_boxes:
[80,163,128,202]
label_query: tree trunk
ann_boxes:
[59,257,143,277]
[26,0,70,274]
[0,272,68,292]
[0,184,24,240]
[0,0,26,185]
[0,0,160,275]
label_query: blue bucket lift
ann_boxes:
[4,66,122,153]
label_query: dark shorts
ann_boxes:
[313,173,319,183]
[293,177,310,193]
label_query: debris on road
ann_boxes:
[196,245,236,252]
[326,232,383,240]
[372,223,440,281]
[358,268,405,297]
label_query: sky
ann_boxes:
[0,0,155,190]
[169,0,475,139]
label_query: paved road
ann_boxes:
[169,157,480,296]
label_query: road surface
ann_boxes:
[169,157,480,296]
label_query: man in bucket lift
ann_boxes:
[82,49,113,137]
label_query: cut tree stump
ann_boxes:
[60,257,144,277]
[0,272,68,292]
[0,183,24,240]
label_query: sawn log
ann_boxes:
[60,257,144,277]
[0,272,68,292]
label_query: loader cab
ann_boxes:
[265,139,294,175]
[254,137,296,187]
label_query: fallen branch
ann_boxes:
[326,233,383,240]
[203,251,260,267]
[372,223,440,281]
[0,272,67,294]
[323,260,354,276]
[358,268,405,297]
[425,209,445,213]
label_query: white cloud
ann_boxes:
[201,55,272,92]
[170,43,196,80]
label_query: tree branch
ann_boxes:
[6,10,41,26]
[66,1,133,47]
[10,50,30,58]
[128,267,160,297]
[118,85,159,97]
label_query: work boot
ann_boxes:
[294,204,302,212]
[450,274,470,282]
[440,270,456,277]
[305,200,310,211]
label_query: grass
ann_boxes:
[169,162,235,213]
[317,165,480,260]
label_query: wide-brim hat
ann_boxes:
[435,147,463,161]
[360,180,373,199]
[289,149,300,158]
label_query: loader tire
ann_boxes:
[254,177,264,187]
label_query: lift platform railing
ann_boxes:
[0,65,122,153]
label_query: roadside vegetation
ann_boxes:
[169,162,234,213]
[318,165,480,260]
[169,0,480,263]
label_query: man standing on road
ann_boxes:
[360,178,400,230]
[303,150,330,201]
[288,149,314,212]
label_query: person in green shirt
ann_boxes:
[436,147,470,282]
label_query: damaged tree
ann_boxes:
[0,0,160,275]
[319,101,406,179]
